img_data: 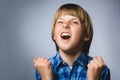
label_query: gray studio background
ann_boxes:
[0,0,120,80]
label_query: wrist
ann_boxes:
[42,77,52,80]
[87,77,100,80]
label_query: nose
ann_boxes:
[63,23,70,29]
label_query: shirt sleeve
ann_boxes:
[34,70,41,80]
[34,69,55,80]
[100,66,110,80]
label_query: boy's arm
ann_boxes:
[87,56,107,80]
[33,57,53,80]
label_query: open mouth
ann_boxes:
[61,33,71,39]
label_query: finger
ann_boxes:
[92,59,102,68]
[40,57,46,62]
[36,57,44,63]
[92,56,105,69]
[35,57,42,65]
[44,59,51,65]
[87,60,97,69]
[90,60,97,66]
[39,57,48,62]
[48,60,51,64]
[47,60,51,65]
[33,59,38,68]
[97,56,105,66]
[94,56,105,66]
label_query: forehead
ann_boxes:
[58,15,79,20]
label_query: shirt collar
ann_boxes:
[53,51,63,68]
[75,52,88,67]
[53,51,88,69]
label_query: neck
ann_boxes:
[59,49,81,67]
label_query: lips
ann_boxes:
[61,32,71,39]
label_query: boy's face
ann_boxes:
[53,15,84,53]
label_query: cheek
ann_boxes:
[74,27,83,37]
[53,26,60,40]
[73,27,83,42]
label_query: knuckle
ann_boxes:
[87,63,90,67]
[99,64,103,68]
[41,62,49,67]
[96,65,99,69]
[47,60,51,64]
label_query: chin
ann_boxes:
[60,47,73,52]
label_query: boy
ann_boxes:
[33,3,110,80]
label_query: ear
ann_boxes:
[83,37,90,42]
[53,36,56,41]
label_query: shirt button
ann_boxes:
[62,61,65,65]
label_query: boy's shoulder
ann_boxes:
[49,52,62,67]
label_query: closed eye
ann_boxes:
[58,21,63,23]
[73,21,79,24]
[71,21,80,25]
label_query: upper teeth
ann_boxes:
[62,33,70,36]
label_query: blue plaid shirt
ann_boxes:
[35,51,110,80]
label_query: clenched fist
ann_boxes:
[87,56,106,80]
[33,57,53,80]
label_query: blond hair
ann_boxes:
[51,3,93,54]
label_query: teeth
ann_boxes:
[61,33,71,39]
[62,33,70,37]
